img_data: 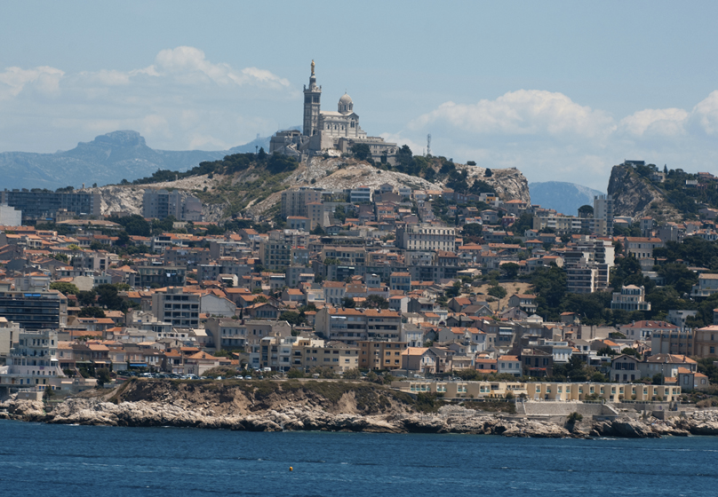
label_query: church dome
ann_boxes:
[338,93,353,114]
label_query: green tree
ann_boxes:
[116,231,130,246]
[287,369,305,378]
[78,306,106,318]
[396,145,413,167]
[488,285,507,299]
[50,282,79,295]
[578,205,594,217]
[510,212,534,235]
[597,346,617,356]
[461,223,483,238]
[531,265,568,321]
[341,297,356,308]
[96,368,111,386]
[279,311,305,326]
[77,291,97,307]
[95,284,127,311]
[333,205,347,223]
[342,368,361,379]
[501,263,520,279]
[351,143,371,160]
[484,168,493,177]
[657,262,699,295]
[362,294,389,309]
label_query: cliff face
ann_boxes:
[85,183,227,222]
[458,165,531,204]
[607,164,683,222]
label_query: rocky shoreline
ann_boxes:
[3,397,718,439]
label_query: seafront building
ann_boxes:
[391,379,682,403]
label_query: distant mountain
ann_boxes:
[529,181,605,216]
[0,130,272,190]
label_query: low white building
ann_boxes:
[610,285,651,312]
[0,204,22,226]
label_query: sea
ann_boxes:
[1,419,716,497]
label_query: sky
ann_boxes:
[1,0,717,190]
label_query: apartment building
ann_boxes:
[142,189,203,221]
[287,341,359,373]
[0,189,101,222]
[624,237,663,260]
[358,341,407,370]
[281,187,322,217]
[0,279,68,331]
[691,274,718,298]
[315,308,402,345]
[610,285,651,312]
[396,224,456,252]
[593,194,614,236]
[566,263,598,294]
[151,287,200,329]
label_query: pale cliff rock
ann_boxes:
[607,164,683,222]
[82,184,227,222]
[83,155,530,222]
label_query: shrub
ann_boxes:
[286,368,305,379]
[567,412,583,422]
[342,368,361,379]
[488,285,507,299]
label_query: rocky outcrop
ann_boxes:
[458,164,530,204]
[607,164,683,222]
[83,184,227,222]
[249,158,530,216]
[79,154,530,221]
[3,381,716,439]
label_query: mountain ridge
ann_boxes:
[0,130,270,190]
[529,181,605,216]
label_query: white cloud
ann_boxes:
[693,90,718,136]
[145,46,291,89]
[379,132,424,155]
[0,66,64,99]
[0,46,294,152]
[410,89,614,139]
[619,108,688,137]
[399,89,718,190]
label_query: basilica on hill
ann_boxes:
[269,61,398,162]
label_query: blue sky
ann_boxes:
[1,0,717,189]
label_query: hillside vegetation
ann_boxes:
[608,162,715,222]
[118,147,529,220]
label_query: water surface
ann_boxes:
[0,420,715,496]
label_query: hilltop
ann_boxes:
[90,152,530,221]
[0,130,269,190]
[607,163,701,223]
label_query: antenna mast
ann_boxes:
[426,134,431,157]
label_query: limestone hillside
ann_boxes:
[608,164,683,223]
[89,156,530,222]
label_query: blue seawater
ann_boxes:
[0,419,716,496]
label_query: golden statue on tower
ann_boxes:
[311,59,315,76]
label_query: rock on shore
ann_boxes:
[2,397,716,438]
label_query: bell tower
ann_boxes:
[303,60,322,136]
